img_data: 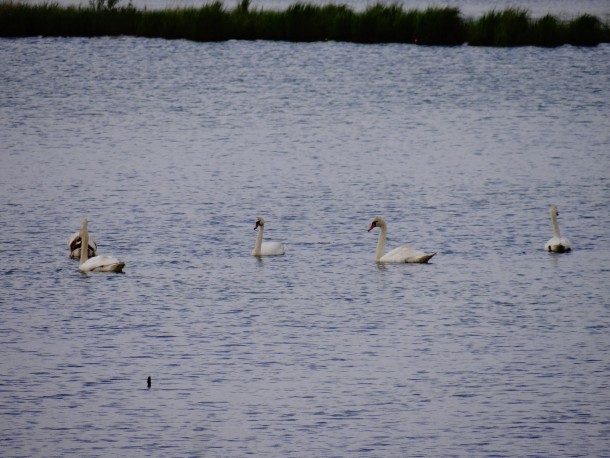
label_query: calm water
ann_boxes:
[1,37,610,456]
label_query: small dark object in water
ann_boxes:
[147,376,151,388]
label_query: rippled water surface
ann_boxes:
[1,38,610,456]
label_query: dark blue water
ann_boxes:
[1,38,609,456]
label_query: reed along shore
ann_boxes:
[1,1,608,46]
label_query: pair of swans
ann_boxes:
[368,205,571,259]
[70,218,125,273]
[369,204,572,263]
[251,215,435,263]
[369,204,573,261]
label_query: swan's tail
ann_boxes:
[416,252,436,263]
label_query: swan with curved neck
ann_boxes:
[368,216,436,263]
[544,204,572,253]
[251,217,286,256]
[68,229,97,259]
[79,218,125,272]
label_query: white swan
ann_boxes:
[544,204,572,253]
[78,218,125,272]
[368,216,436,263]
[251,217,286,256]
[68,229,97,259]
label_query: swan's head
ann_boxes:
[368,216,386,232]
[549,204,559,217]
[254,217,265,230]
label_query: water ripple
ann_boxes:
[1,37,609,457]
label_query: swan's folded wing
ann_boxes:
[260,241,286,256]
[80,255,125,272]
[380,246,435,263]
[68,231,80,249]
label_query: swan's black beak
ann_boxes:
[254,222,261,230]
[368,222,376,232]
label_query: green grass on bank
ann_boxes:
[467,8,607,46]
[0,1,608,46]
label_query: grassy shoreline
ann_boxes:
[1,1,608,46]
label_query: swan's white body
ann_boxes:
[251,217,286,256]
[68,231,97,259]
[368,216,436,263]
[78,218,125,272]
[544,204,572,253]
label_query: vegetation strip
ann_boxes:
[1,1,608,46]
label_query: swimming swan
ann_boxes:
[368,216,436,263]
[78,218,125,272]
[251,217,286,256]
[544,204,572,253]
[68,229,97,259]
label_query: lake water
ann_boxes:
[1,36,610,456]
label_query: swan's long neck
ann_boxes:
[253,225,264,256]
[375,225,387,261]
[551,209,562,238]
[79,222,90,265]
